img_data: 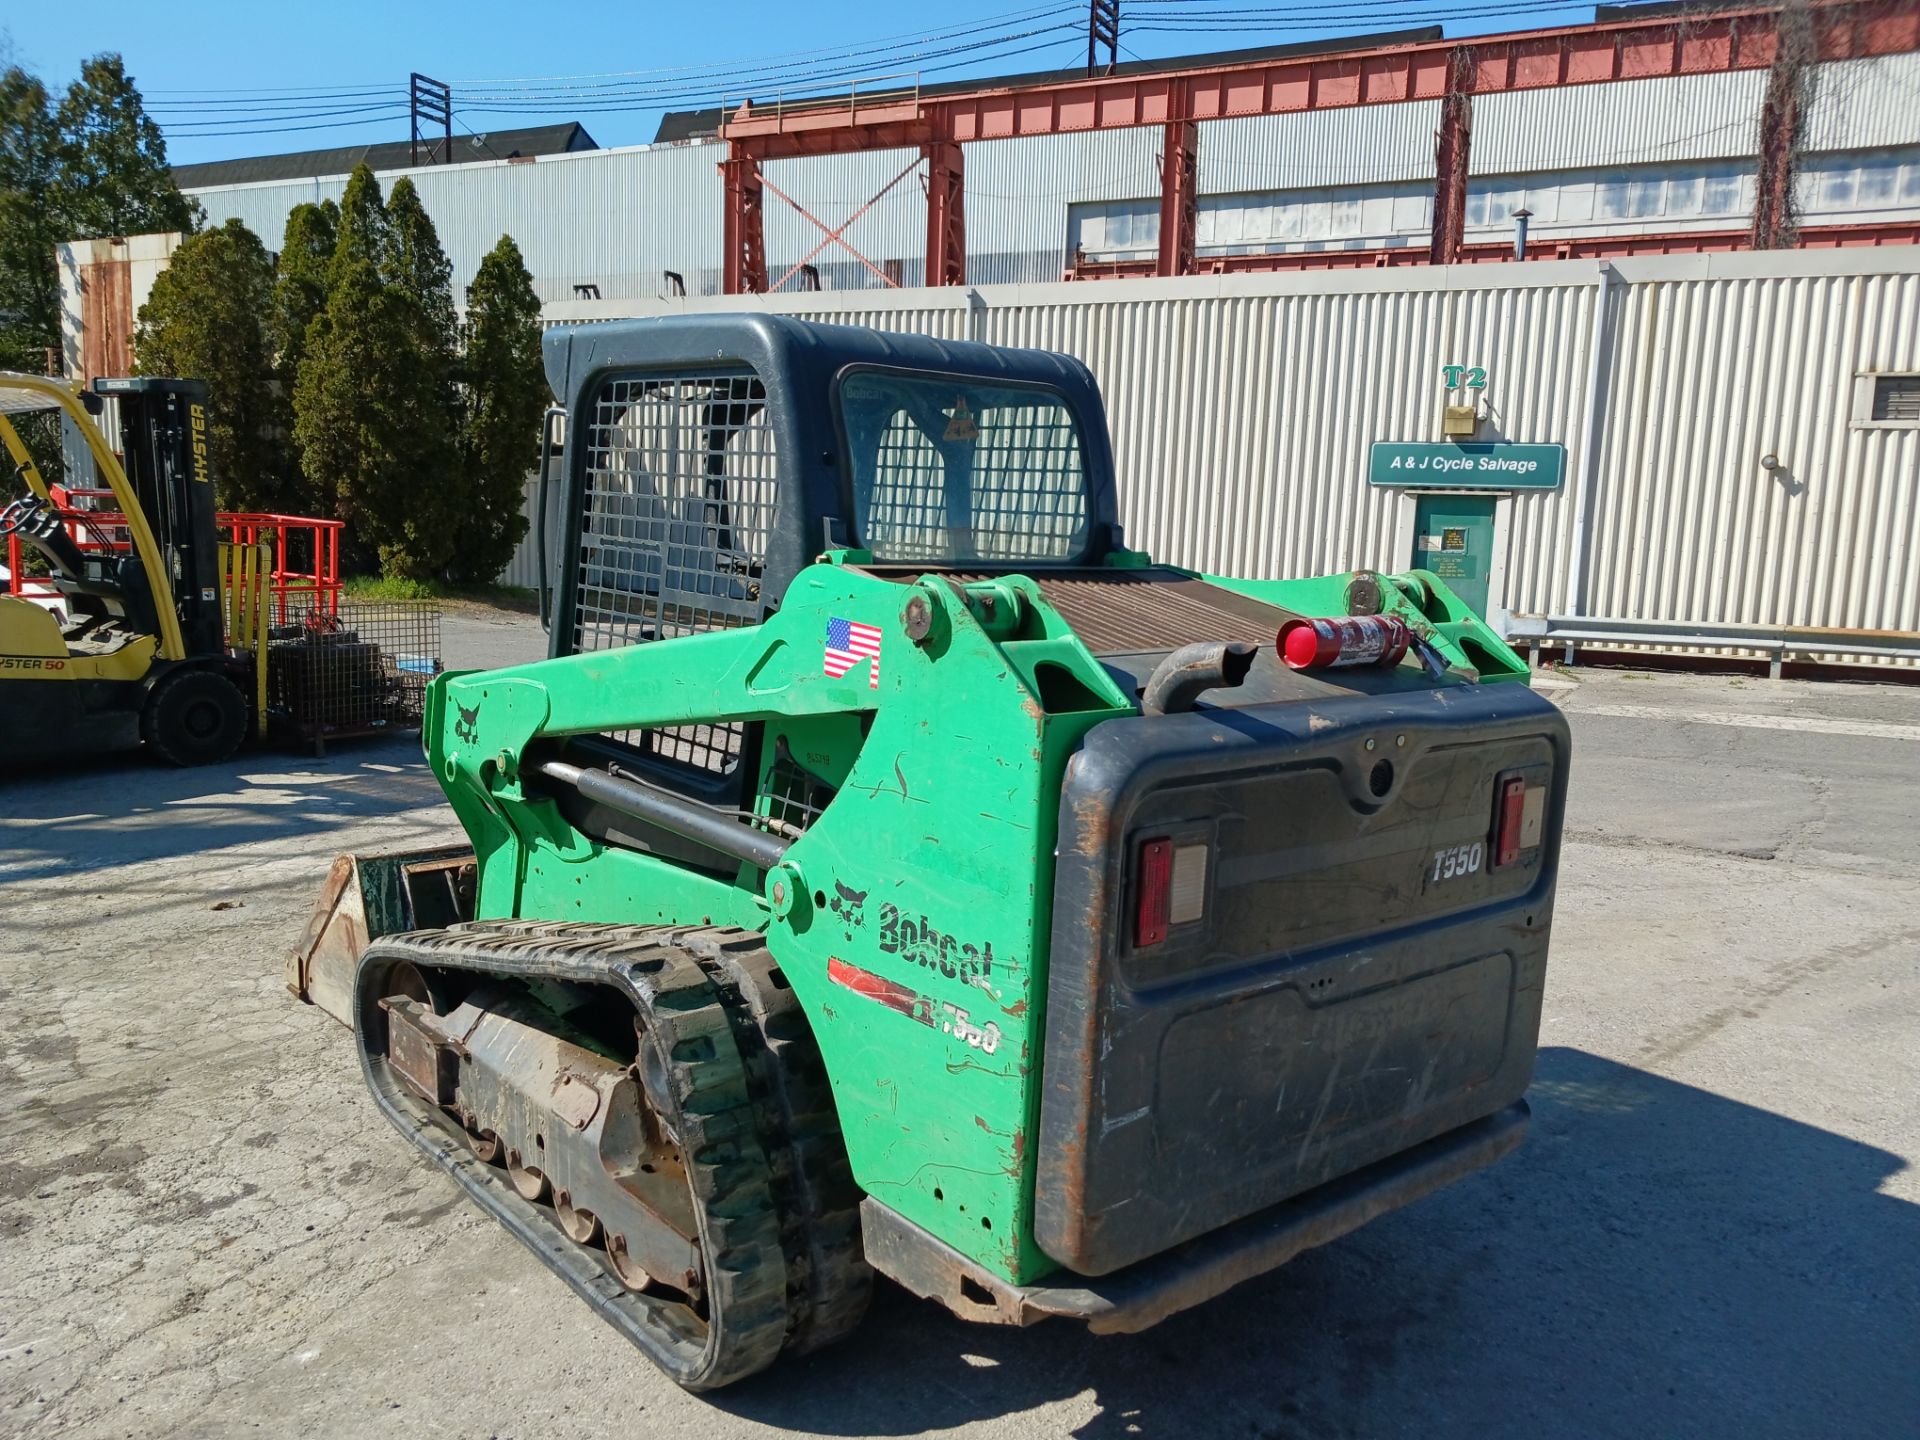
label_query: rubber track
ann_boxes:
[670,928,874,1356]
[353,920,789,1390]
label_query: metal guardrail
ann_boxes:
[720,73,922,136]
[1506,614,1920,677]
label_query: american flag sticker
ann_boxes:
[824,616,882,689]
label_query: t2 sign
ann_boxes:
[1442,365,1487,390]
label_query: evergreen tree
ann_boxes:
[0,66,61,371]
[133,218,286,511]
[295,259,407,570]
[54,55,194,239]
[293,167,457,577]
[273,199,336,378]
[387,179,457,359]
[330,163,391,279]
[383,176,461,536]
[451,235,545,584]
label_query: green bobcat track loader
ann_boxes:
[291,315,1569,1390]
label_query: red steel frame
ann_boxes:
[716,0,1920,292]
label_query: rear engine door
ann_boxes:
[1037,681,1568,1276]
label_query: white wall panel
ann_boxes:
[1805,53,1920,153]
[1588,260,1920,639]
[1200,103,1444,192]
[1472,71,1765,175]
[183,61,1919,311]
[967,129,1162,283]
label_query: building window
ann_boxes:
[1189,180,1427,256]
[1853,373,1920,429]
[1067,198,1158,263]
[1799,146,1920,220]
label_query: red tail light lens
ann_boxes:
[1135,837,1173,946]
[1493,776,1527,868]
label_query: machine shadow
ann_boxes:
[0,736,446,881]
[714,1046,1919,1439]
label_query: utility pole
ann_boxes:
[1087,0,1120,78]
[410,74,453,165]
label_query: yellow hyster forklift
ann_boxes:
[0,372,263,765]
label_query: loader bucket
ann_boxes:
[288,846,476,1025]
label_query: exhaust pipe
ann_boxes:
[1140,641,1258,716]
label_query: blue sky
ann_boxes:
[3,0,1600,166]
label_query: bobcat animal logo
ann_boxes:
[454,699,482,745]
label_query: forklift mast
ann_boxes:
[92,376,223,657]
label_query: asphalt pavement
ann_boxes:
[2,613,1915,1440]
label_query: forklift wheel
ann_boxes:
[142,667,249,766]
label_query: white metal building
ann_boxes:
[181,53,1920,306]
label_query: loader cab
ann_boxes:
[543,316,1123,661]
[539,315,1123,826]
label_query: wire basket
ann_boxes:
[267,600,442,749]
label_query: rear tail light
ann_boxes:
[1493,776,1527,868]
[1134,837,1209,946]
[1135,838,1173,946]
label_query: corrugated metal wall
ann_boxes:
[530,249,1920,650]
[968,129,1163,284]
[500,475,544,591]
[1473,71,1765,174]
[1200,103,1445,191]
[1805,52,1920,152]
[1587,260,1920,634]
[967,273,1599,602]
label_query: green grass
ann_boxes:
[342,575,539,613]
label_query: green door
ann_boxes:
[1411,493,1497,618]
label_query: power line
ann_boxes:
[456,33,1094,118]
[152,10,1084,136]
[435,16,1085,106]
[145,89,407,110]
[161,100,415,130]
[149,0,1581,116]
[149,4,1079,110]
[156,0,1644,144]
[449,4,1081,90]
[451,31,1087,114]
[164,110,413,139]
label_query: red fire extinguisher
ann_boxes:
[1277,614,1413,671]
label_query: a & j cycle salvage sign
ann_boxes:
[1368,441,1567,490]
